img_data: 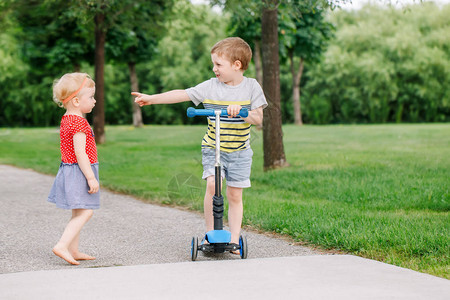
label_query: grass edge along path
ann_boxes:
[0,124,448,278]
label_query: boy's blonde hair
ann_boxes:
[211,37,252,71]
[53,72,95,107]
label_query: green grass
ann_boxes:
[1,124,449,278]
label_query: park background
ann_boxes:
[0,0,449,278]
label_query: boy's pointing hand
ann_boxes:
[131,92,151,107]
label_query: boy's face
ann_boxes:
[211,53,243,86]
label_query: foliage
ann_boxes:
[278,0,334,61]
[105,0,171,64]
[226,1,261,47]
[0,1,449,126]
[135,0,229,125]
[225,0,334,126]
[302,2,450,123]
[0,19,31,126]
[0,0,93,127]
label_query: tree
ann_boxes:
[279,2,334,125]
[227,3,263,86]
[72,0,150,143]
[139,0,228,125]
[106,0,172,128]
[94,8,106,143]
[9,0,93,126]
[0,6,30,126]
[212,0,289,170]
[261,0,289,170]
[218,0,344,169]
[12,0,93,73]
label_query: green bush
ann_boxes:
[303,3,450,123]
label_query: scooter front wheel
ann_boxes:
[239,235,247,259]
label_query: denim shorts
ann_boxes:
[202,147,253,188]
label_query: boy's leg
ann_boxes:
[53,209,93,264]
[226,186,243,244]
[223,148,252,249]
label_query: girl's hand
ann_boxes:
[87,178,99,194]
[132,92,152,107]
[227,104,242,118]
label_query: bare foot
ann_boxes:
[52,246,80,265]
[71,252,96,260]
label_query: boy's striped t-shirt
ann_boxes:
[186,77,267,153]
[202,98,251,152]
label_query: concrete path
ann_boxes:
[1,255,449,300]
[1,165,449,299]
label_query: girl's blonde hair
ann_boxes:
[53,72,95,107]
[211,37,252,71]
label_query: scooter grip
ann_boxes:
[235,108,249,118]
[187,107,248,118]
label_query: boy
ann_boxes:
[133,37,267,251]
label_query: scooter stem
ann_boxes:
[213,110,224,230]
[215,110,221,166]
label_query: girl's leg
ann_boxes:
[53,209,93,265]
[68,211,95,260]
[226,186,243,245]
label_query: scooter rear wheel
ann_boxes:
[191,237,198,261]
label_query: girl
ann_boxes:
[48,73,99,265]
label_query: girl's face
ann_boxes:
[77,87,96,114]
[211,53,242,86]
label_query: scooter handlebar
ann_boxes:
[187,107,248,118]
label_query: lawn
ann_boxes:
[0,123,448,278]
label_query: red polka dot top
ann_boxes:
[60,115,98,164]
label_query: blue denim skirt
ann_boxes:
[48,162,100,210]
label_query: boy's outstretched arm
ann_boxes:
[132,90,190,107]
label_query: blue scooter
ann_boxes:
[187,107,249,261]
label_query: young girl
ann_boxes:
[48,72,99,265]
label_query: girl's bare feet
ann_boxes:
[71,252,96,260]
[52,245,80,265]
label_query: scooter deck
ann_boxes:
[199,242,240,254]
[205,229,231,243]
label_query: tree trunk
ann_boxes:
[128,62,143,128]
[93,12,106,144]
[253,39,263,88]
[261,2,288,171]
[290,51,304,125]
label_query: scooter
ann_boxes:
[187,107,249,261]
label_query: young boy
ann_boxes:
[133,37,267,251]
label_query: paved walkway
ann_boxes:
[0,165,316,273]
[0,165,449,299]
